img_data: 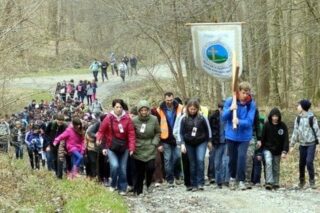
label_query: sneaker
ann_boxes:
[109,187,116,192]
[155,183,161,187]
[246,182,253,190]
[217,184,223,189]
[239,181,246,190]
[229,178,236,190]
[186,186,193,191]
[192,187,198,192]
[198,185,204,191]
[127,185,134,192]
[168,183,175,188]
[119,191,127,196]
[273,185,280,190]
[175,179,183,185]
[310,181,317,189]
[265,184,272,190]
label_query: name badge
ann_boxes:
[191,127,197,136]
[140,123,146,133]
[118,124,124,133]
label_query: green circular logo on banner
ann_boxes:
[206,44,228,64]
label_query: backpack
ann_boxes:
[297,115,319,144]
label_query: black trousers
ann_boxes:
[85,150,98,178]
[182,152,191,187]
[28,148,40,170]
[133,159,155,195]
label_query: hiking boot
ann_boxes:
[298,181,306,189]
[239,181,246,190]
[265,184,273,190]
[310,180,317,189]
[229,178,236,190]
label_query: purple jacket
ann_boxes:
[53,125,85,154]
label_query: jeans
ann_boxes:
[214,143,229,185]
[71,151,83,169]
[263,150,280,185]
[93,71,98,81]
[251,153,263,184]
[163,143,181,184]
[227,140,249,182]
[101,69,108,81]
[27,148,40,169]
[185,142,207,187]
[108,149,129,192]
[15,145,23,159]
[299,144,316,182]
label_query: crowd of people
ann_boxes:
[89,53,138,83]
[0,81,319,197]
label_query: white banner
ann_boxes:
[190,23,243,80]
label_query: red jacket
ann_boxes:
[96,111,136,152]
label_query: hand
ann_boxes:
[129,151,134,156]
[232,117,239,126]
[256,141,262,149]
[281,153,287,159]
[230,102,237,111]
[181,144,187,154]
[46,146,50,152]
[97,140,102,145]
[157,145,164,153]
[207,142,213,151]
[289,147,294,153]
[102,149,108,156]
[256,156,262,161]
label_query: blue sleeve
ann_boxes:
[238,101,256,128]
[222,98,232,122]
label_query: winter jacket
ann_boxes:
[89,61,100,72]
[25,131,43,151]
[45,121,68,146]
[180,113,212,146]
[85,121,101,152]
[209,109,224,146]
[96,111,136,152]
[11,127,25,146]
[222,96,256,142]
[53,125,85,154]
[291,111,320,146]
[261,108,289,155]
[133,101,160,161]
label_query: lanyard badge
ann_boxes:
[118,124,124,133]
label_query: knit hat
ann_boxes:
[299,99,311,111]
[137,100,150,112]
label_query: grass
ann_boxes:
[0,151,128,213]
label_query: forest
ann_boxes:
[0,0,320,108]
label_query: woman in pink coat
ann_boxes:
[54,117,85,178]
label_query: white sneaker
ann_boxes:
[229,178,236,190]
[239,181,246,190]
[109,187,116,192]
[119,191,127,196]
[155,183,161,187]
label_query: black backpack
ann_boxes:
[297,115,319,144]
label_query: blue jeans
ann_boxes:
[251,153,263,184]
[163,143,181,183]
[15,145,23,159]
[214,143,229,185]
[185,142,207,187]
[299,144,316,182]
[263,150,280,185]
[71,151,83,169]
[108,149,129,192]
[227,140,249,182]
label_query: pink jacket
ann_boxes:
[53,125,85,154]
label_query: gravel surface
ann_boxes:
[126,184,320,213]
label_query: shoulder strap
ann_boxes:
[297,116,301,126]
[309,116,318,140]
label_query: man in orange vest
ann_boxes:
[157,92,183,187]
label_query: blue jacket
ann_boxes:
[222,97,256,142]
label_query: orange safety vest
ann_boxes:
[157,104,183,140]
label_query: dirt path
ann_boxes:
[127,184,320,213]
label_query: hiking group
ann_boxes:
[0,81,319,197]
[89,53,138,83]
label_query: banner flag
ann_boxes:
[190,23,243,80]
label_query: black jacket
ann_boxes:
[44,121,67,148]
[181,114,209,146]
[261,108,289,155]
[209,109,220,146]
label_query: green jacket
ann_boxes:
[132,114,161,162]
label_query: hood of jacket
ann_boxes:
[268,107,282,123]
